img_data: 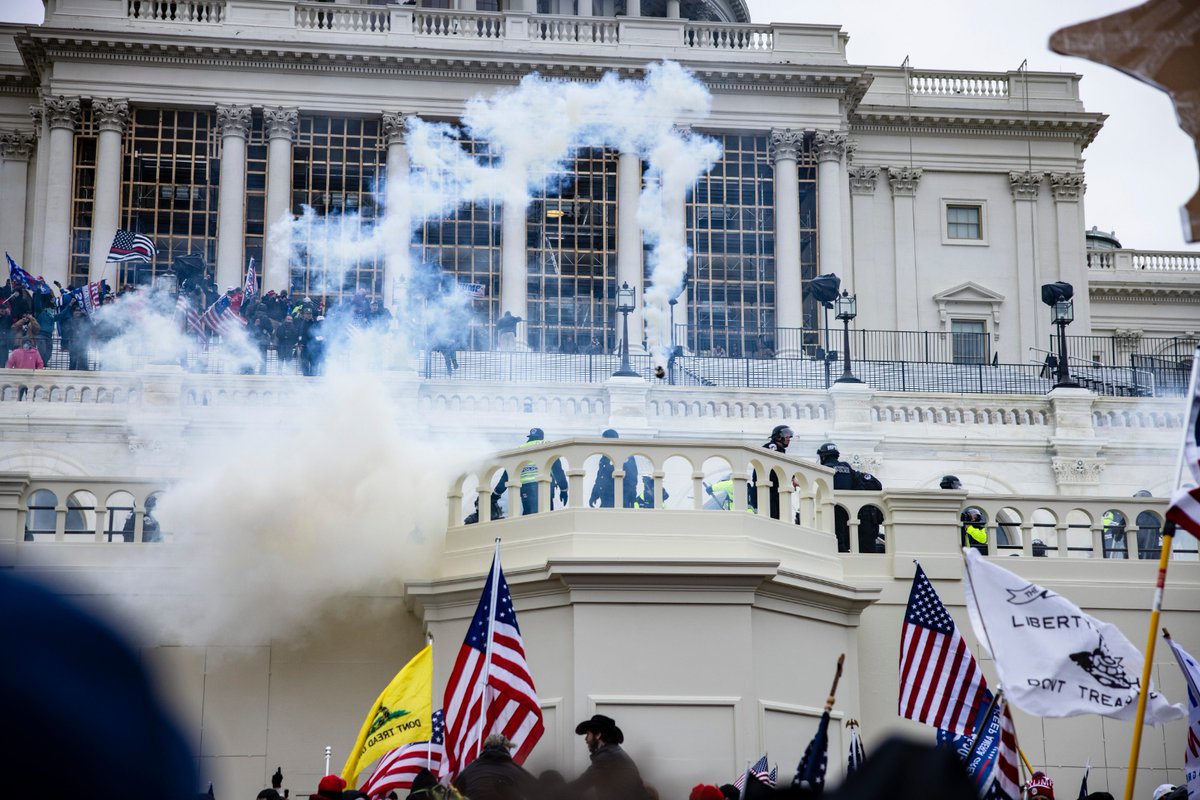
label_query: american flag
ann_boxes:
[176,293,204,337]
[243,258,258,304]
[1168,349,1200,538]
[6,253,50,294]
[994,702,1021,800]
[1166,635,1200,800]
[442,548,543,778]
[106,229,156,263]
[359,709,446,799]
[200,295,247,337]
[898,564,989,736]
[735,755,769,791]
[846,724,865,777]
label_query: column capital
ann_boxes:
[813,130,848,163]
[1048,171,1086,202]
[848,166,880,195]
[263,106,299,141]
[769,128,803,162]
[0,131,36,161]
[42,95,81,132]
[93,98,130,134]
[381,111,411,147]
[886,166,922,197]
[1113,327,1144,349]
[1008,170,1042,201]
[29,104,42,133]
[216,104,253,140]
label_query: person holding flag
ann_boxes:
[341,644,434,790]
[793,655,844,794]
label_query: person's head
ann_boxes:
[527,427,545,442]
[690,786,724,800]
[370,300,380,310]
[601,428,619,439]
[285,315,293,323]
[769,425,793,448]
[482,733,514,753]
[1151,786,1176,800]
[316,774,346,800]
[575,713,624,753]
[21,340,31,350]
[719,785,739,800]
[817,442,840,463]
[257,791,283,800]
[1134,489,1153,498]
[1027,772,1054,800]
[940,475,962,490]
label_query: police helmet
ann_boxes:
[940,475,963,490]
[817,442,839,459]
[1133,489,1152,497]
[601,429,619,439]
[527,428,545,441]
[770,425,794,441]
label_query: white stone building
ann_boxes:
[0,2,1198,800]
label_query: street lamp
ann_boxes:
[834,290,862,384]
[1041,281,1078,389]
[613,281,639,378]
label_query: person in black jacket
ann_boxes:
[589,429,639,509]
[452,734,538,800]
[572,714,647,800]
[817,442,858,552]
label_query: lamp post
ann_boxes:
[613,281,639,377]
[834,290,861,384]
[1051,297,1078,388]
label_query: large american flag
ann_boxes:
[200,295,247,337]
[898,564,989,736]
[106,229,155,263]
[176,293,204,338]
[442,549,543,778]
[359,709,446,799]
[994,702,1021,800]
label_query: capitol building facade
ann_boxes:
[1,1,1199,798]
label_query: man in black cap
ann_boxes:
[572,714,647,800]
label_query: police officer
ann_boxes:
[753,425,795,519]
[817,442,857,552]
[961,508,988,555]
[1102,508,1127,559]
[516,428,568,515]
[856,471,885,553]
[589,429,639,509]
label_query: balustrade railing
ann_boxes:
[295,3,390,33]
[19,476,167,544]
[682,23,774,51]
[413,8,505,39]
[127,0,225,23]
[533,15,618,44]
[908,71,1009,97]
[1087,246,1200,272]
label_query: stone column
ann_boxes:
[770,129,803,341]
[1049,172,1090,336]
[814,130,847,283]
[381,111,411,309]
[27,104,47,269]
[88,98,130,284]
[215,105,252,296]
[0,132,35,263]
[625,0,640,15]
[1009,171,1042,361]
[616,150,643,348]
[848,167,882,324]
[263,107,298,294]
[40,96,81,288]
[500,197,528,345]
[665,0,680,16]
[886,166,921,330]
[578,0,593,14]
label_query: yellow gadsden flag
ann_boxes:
[341,644,434,787]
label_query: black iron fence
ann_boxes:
[1057,333,1197,367]
[673,325,993,365]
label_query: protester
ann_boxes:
[451,733,538,800]
[5,338,44,369]
[35,304,55,365]
[495,310,521,351]
[62,305,92,371]
[11,311,39,349]
[276,315,300,373]
[1027,772,1054,800]
[313,774,346,800]
[571,714,647,800]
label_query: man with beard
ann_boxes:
[572,714,647,800]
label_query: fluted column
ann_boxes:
[814,131,847,287]
[40,96,81,288]
[88,99,130,284]
[382,112,411,308]
[886,166,922,330]
[0,132,35,264]
[263,107,297,294]
[616,150,643,349]
[770,129,803,338]
[27,104,47,269]
[1009,171,1043,360]
[215,105,252,295]
[1049,172,1090,337]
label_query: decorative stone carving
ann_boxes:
[849,452,881,474]
[671,123,692,138]
[1052,456,1106,485]
[769,128,803,162]
[0,131,36,161]
[848,166,880,195]
[93,98,130,133]
[29,104,43,133]
[886,166,922,196]
[1048,172,1086,202]
[1008,170,1042,200]
[216,104,253,140]
[263,106,299,141]
[813,130,848,163]
[1113,328,1144,350]
[381,111,411,147]
[42,96,81,132]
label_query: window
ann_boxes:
[951,319,987,365]
[946,204,982,240]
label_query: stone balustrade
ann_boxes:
[908,70,1009,97]
[4,474,166,551]
[1087,247,1200,272]
[126,0,226,23]
[295,2,391,33]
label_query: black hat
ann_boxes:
[940,475,962,490]
[817,442,839,458]
[528,428,545,440]
[602,429,619,438]
[574,713,624,744]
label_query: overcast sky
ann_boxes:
[3,0,1196,251]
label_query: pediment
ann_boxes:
[933,282,1005,304]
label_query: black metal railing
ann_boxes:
[672,325,993,365]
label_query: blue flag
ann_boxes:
[794,710,830,793]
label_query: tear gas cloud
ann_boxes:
[88,61,720,645]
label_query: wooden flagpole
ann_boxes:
[827,653,844,711]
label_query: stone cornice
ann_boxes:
[1089,283,1200,302]
[851,106,1105,148]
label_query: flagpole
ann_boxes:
[962,688,1003,767]
[1123,350,1198,800]
[427,631,435,773]
[475,538,502,762]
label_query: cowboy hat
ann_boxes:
[574,713,624,744]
